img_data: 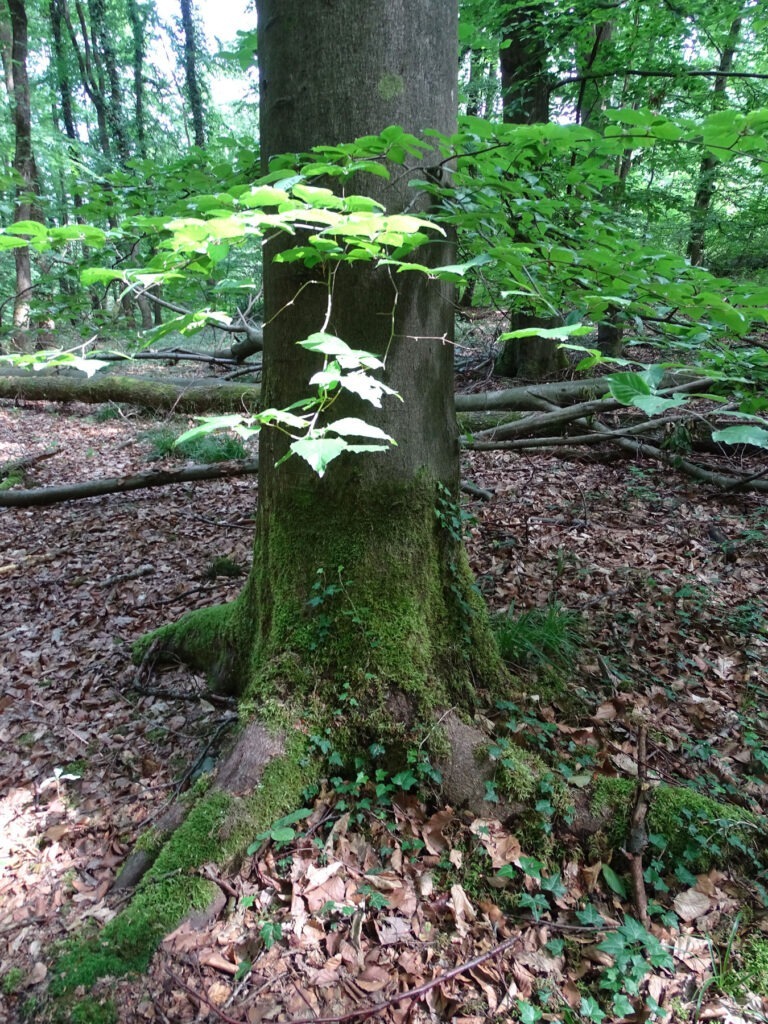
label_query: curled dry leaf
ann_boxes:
[469,817,522,868]
[673,887,712,923]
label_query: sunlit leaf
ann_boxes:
[326,417,392,441]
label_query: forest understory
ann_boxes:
[1,376,767,1023]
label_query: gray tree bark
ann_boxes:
[148,0,505,757]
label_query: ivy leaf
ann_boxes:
[575,903,605,927]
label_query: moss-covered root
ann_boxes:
[48,734,317,1014]
[132,600,243,695]
[591,776,763,871]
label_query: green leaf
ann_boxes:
[612,993,635,1017]
[432,252,493,277]
[632,393,688,415]
[339,372,399,407]
[269,826,296,843]
[175,414,254,446]
[49,224,106,246]
[257,407,308,430]
[604,108,654,127]
[65,356,109,378]
[0,235,29,251]
[518,856,543,880]
[576,904,605,927]
[499,324,591,341]
[712,425,768,448]
[650,120,684,142]
[601,863,628,897]
[606,372,652,405]
[80,268,126,286]
[6,219,47,237]
[325,417,392,441]
[580,995,606,1023]
[299,332,355,358]
[290,436,348,475]
[234,959,252,982]
[239,185,291,207]
[207,242,230,264]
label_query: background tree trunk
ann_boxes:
[500,3,549,125]
[687,16,742,266]
[88,0,129,160]
[494,311,568,379]
[180,0,205,148]
[4,0,41,344]
[126,0,147,156]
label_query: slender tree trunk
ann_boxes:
[576,20,614,129]
[500,4,549,125]
[4,0,42,342]
[88,0,129,160]
[49,0,77,139]
[687,16,742,266]
[61,0,109,154]
[126,0,146,156]
[464,48,490,118]
[180,0,205,148]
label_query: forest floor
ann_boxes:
[1,371,767,1023]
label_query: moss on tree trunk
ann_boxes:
[139,473,506,753]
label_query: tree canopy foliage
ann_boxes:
[1,0,768,447]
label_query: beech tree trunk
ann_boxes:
[148,0,504,757]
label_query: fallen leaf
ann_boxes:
[673,887,712,923]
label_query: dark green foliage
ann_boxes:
[492,602,584,670]
[143,427,247,463]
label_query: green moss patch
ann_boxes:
[49,739,317,1005]
[591,776,762,872]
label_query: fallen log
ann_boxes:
[0,448,58,481]
[0,457,260,507]
[0,369,697,418]
[454,370,706,413]
[519,392,768,494]
[0,372,262,414]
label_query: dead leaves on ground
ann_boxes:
[1,400,767,1021]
